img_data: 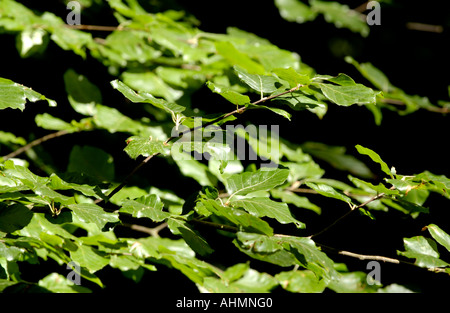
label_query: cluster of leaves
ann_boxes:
[274,0,373,37]
[0,0,449,293]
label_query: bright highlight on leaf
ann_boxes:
[0,77,56,110]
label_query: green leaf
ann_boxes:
[206,81,250,105]
[274,0,318,23]
[310,0,370,37]
[234,66,279,94]
[314,80,377,106]
[0,77,56,110]
[63,69,102,116]
[272,67,311,87]
[398,236,450,269]
[201,199,273,236]
[35,113,78,132]
[68,203,119,229]
[93,104,146,135]
[48,173,100,198]
[305,182,352,204]
[235,233,338,282]
[17,212,78,241]
[124,136,167,160]
[348,176,399,195]
[121,71,183,102]
[167,218,214,256]
[120,194,170,222]
[103,30,161,64]
[0,203,33,233]
[270,189,321,214]
[0,131,26,146]
[229,268,278,292]
[276,270,326,293]
[111,79,185,116]
[226,168,289,200]
[70,244,109,273]
[301,142,374,179]
[40,12,93,58]
[247,104,292,120]
[355,145,393,178]
[328,271,379,293]
[230,197,305,228]
[215,41,265,75]
[16,28,49,58]
[414,171,450,198]
[426,224,450,253]
[38,273,91,293]
[173,159,217,187]
[345,56,396,93]
[67,145,115,182]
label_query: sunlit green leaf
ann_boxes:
[120,194,169,222]
[68,203,119,229]
[230,197,305,228]
[0,77,56,110]
[226,168,289,200]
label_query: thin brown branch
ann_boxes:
[310,188,392,239]
[318,244,448,274]
[122,222,168,237]
[381,98,450,114]
[98,84,304,204]
[94,152,160,204]
[406,22,444,33]
[1,130,70,161]
[64,24,123,32]
[191,219,239,233]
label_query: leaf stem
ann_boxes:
[309,188,393,239]
[1,130,69,161]
[99,84,304,204]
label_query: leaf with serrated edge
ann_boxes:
[226,168,289,201]
[230,197,305,228]
[68,203,119,229]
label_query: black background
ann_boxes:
[1,0,450,294]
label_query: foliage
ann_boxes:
[0,0,449,293]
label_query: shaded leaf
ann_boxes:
[0,203,33,233]
[67,145,115,182]
[167,218,214,256]
[201,199,273,236]
[64,69,101,116]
